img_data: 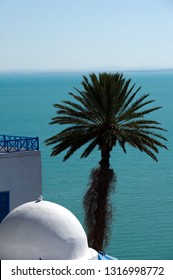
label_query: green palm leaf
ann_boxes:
[46,72,167,161]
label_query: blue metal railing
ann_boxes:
[0,135,39,153]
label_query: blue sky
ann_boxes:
[0,0,173,71]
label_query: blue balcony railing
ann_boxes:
[0,135,39,153]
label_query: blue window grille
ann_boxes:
[0,191,10,222]
[0,135,39,153]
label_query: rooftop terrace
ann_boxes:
[0,135,39,153]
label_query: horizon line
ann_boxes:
[0,66,173,74]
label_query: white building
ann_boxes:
[0,135,116,260]
[0,135,42,222]
[0,200,98,260]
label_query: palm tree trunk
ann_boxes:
[83,144,115,251]
[99,144,111,169]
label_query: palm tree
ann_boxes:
[45,72,167,251]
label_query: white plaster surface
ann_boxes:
[0,151,42,210]
[0,200,98,260]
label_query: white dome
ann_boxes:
[0,200,98,260]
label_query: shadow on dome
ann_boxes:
[0,199,117,260]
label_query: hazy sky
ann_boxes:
[0,0,173,71]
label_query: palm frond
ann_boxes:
[81,138,99,158]
[116,84,141,115]
[50,116,90,125]
[45,72,167,162]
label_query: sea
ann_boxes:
[0,69,172,260]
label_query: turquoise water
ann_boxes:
[0,70,173,260]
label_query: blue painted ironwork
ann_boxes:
[0,135,39,153]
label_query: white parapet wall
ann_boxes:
[0,150,42,217]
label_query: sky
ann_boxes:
[0,0,173,71]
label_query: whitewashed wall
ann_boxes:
[0,150,42,211]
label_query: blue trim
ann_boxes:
[0,135,39,152]
[98,251,117,260]
[0,191,10,222]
